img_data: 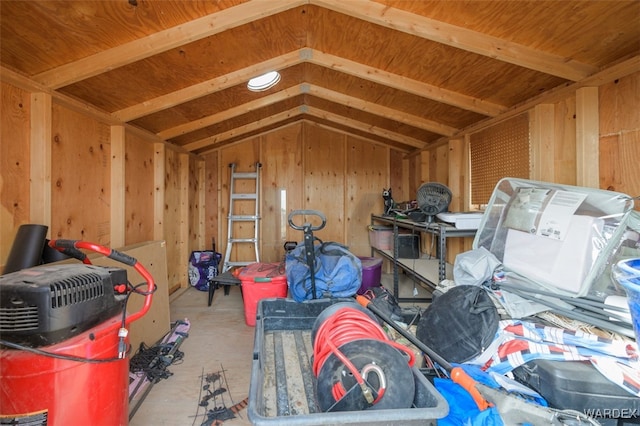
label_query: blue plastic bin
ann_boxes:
[613,258,640,342]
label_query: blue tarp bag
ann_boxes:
[286,241,362,302]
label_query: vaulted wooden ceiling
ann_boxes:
[1,0,639,155]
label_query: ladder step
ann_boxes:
[231,194,257,200]
[224,261,255,268]
[229,215,259,221]
[223,163,261,274]
[232,172,258,179]
[229,238,258,243]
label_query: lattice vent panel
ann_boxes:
[470,113,530,205]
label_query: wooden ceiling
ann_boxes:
[2,0,639,155]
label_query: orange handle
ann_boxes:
[451,367,492,411]
[356,294,370,308]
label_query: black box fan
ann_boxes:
[416,182,452,222]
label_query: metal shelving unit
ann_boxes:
[370,214,477,302]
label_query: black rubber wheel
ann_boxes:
[315,339,415,412]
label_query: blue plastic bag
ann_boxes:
[286,241,362,302]
[434,377,504,426]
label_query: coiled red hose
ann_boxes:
[312,306,415,403]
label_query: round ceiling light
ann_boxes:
[247,71,281,92]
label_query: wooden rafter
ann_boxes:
[307,50,505,116]
[32,0,305,88]
[305,84,458,136]
[312,0,598,81]
[304,106,427,148]
[7,0,634,157]
[159,82,458,141]
[31,0,596,92]
[183,103,425,152]
[114,50,307,122]
[116,46,500,132]
[183,107,303,151]
[158,85,306,139]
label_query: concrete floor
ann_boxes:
[129,273,432,426]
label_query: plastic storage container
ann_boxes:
[473,177,634,297]
[396,233,420,258]
[248,298,449,426]
[436,212,484,230]
[368,225,393,250]
[613,257,640,342]
[512,359,640,425]
[238,263,288,326]
[357,256,383,294]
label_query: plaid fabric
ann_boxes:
[478,320,640,397]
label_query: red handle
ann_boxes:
[48,239,154,324]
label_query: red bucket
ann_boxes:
[239,263,288,326]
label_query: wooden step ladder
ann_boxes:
[222,162,261,273]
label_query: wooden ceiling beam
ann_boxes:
[117,47,502,126]
[195,118,412,155]
[183,107,304,152]
[305,84,458,136]
[184,103,424,152]
[313,0,597,81]
[187,55,640,156]
[32,0,306,89]
[158,82,456,142]
[303,119,411,154]
[115,49,307,122]
[308,50,505,116]
[158,84,306,139]
[304,105,426,149]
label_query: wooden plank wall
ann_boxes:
[416,71,640,263]
[0,79,197,294]
[163,148,186,291]
[2,71,639,283]
[124,131,155,244]
[50,104,111,243]
[261,123,304,260]
[0,82,30,260]
[188,155,205,249]
[206,121,403,265]
[203,151,220,251]
[599,75,640,210]
[553,97,578,185]
[455,71,639,208]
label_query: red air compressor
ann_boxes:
[0,240,155,426]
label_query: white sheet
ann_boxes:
[503,215,603,295]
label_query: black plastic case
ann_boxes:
[513,359,640,425]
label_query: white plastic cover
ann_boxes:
[473,178,634,297]
[453,247,501,286]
